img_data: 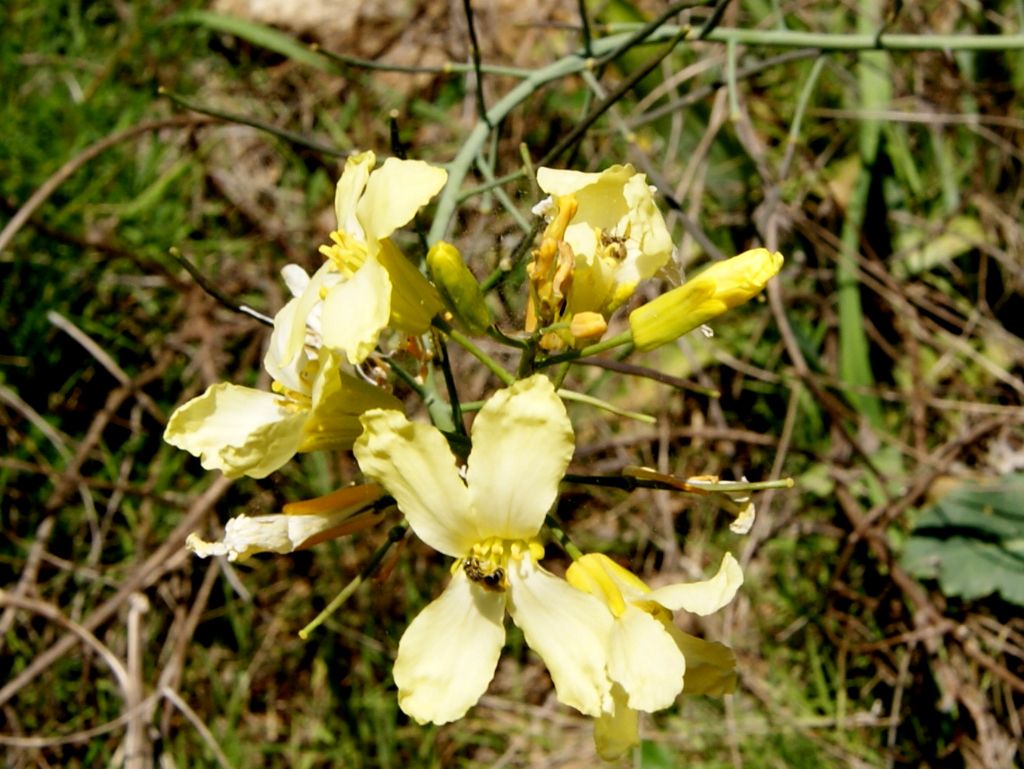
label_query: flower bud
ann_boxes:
[629,248,783,351]
[427,241,492,335]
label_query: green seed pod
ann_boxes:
[427,241,492,336]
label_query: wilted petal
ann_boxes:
[593,685,640,761]
[608,606,685,711]
[393,570,506,724]
[645,553,743,615]
[357,157,447,246]
[354,409,478,556]
[506,558,612,717]
[466,375,574,539]
[320,256,392,364]
[163,383,307,479]
[185,507,367,562]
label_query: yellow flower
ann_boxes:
[566,553,742,760]
[186,484,384,562]
[285,151,447,365]
[527,164,673,351]
[354,375,614,724]
[629,248,783,352]
[164,268,402,479]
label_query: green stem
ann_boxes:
[557,388,655,424]
[545,514,584,561]
[480,218,542,293]
[516,337,539,379]
[434,318,515,386]
[388,356,455,433]
[461,0,490,125]
[433,330,466,437]
[485,325,530,350]
[299,524,407,639]
[428,54,584,243]
[474,155,531,232]
[167,248,273,326]
[159,89,346,157]
[536,330,634,368]
[553,361,571,389]
[562,473,794,493]
[315,44,531,77]
[616,24,1024,51]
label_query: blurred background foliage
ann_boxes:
[1,0,1022,767]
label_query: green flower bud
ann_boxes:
[629,248,783,351]
[427,241,492,335]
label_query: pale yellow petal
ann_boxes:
[376,239,443,333]
[506,558,612,717]
[280,263,310,298]
[665,626,738,696]
[393,570,506,724]
[466,375,574,539]
[357,157,447,246]
[264,296,309,393]
[320,256,392,364]
[593,685,640,761]
[334,151,375,238]
[608,606,685,711]
[300,359,403,452]
[282,262,337,366]
[566,552,648,617]
[163,383,306,479]
[645,553,743,615]
[616,172,673,285]
[354,409,478,556]
[536,164,633,200]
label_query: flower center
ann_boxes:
[318,230,367,278]
[456,537,545,593]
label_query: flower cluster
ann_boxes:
[165,151,783,758]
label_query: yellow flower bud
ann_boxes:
[629,248,783,352]
[568,311,607,342]
[427,241,492,335]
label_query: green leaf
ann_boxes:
[901,473,1024,606]
[902,536,1024,605]
[169,10,331,72]
[915,476,1024,539]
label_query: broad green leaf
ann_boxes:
[901,473,1024,607]
[914,475,1024,539]
[902,536,1024,605]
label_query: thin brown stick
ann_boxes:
[161,687,234,769]
[0,590,131,696]
[0,695,159,749]
[0,475,232,709]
